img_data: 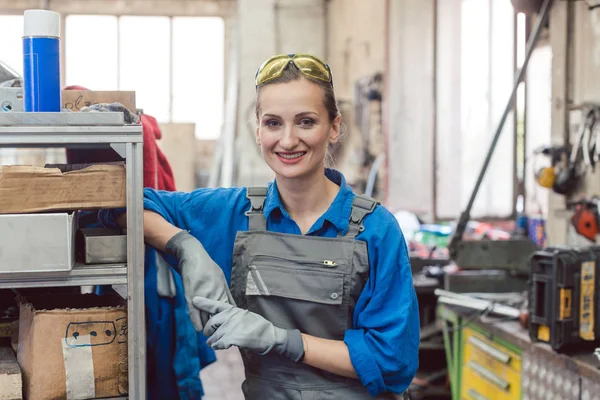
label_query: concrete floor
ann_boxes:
[200,347,246,400]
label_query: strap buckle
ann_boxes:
[349,195,378,225]
[345,194,379,236]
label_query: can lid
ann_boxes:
[23,9,60,38]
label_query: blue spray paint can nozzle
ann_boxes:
[23,9,61,112]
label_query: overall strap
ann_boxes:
[344,194,379,238]
[245,186,268,231]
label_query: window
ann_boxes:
[0,15,24,76]
[436,0,515,219]
[119,16,171,122]
[171,17,225,140]
[65,15,119,90]
[65,15,225,139]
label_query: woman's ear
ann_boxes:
[329,115,342,144]
[255,127,261,145]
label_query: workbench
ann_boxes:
[438,304,600,400]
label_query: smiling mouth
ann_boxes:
[276,151,307,159]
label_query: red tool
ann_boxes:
[570,199,600,242]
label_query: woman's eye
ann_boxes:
[298,118,314,127]
[264,119,280,127]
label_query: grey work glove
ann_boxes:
[165,230,235,331]
[192,296,305,363]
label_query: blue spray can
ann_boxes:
[23,9,61,112]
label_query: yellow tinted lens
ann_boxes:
[255,56,292,86]
[292,55,331,82]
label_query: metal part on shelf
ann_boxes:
[77,228,127,264]
[0,118,145,399]
[0,264,127,289]
[0,87,24,112]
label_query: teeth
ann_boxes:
[279,152,305,159]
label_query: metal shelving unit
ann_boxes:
[0,119,145,400]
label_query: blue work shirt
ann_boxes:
[143,169,420,395]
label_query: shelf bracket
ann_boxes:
[110,143,126,158]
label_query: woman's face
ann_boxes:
[256,78,340,180]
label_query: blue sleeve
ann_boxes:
[102,186,250,282]
[144,187,250,283]
[143,188,194,229]
[344,206,420,395]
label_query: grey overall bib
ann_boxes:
[230,187,410,400]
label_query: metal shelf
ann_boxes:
[0,118,146,399]
[0,263,128,289]
[0,125,143,146]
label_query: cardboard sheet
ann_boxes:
[0,164,125,214]
[62,90,136,113]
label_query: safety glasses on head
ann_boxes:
[255,53,333,87]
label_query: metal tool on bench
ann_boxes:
[435,289,522,320]
[447,0,552,272]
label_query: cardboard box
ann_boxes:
[18,294,128,400]
[62,90,136,113]
[0,212,75,273]
[0,165,125,214]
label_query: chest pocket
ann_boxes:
[245,253,352,340]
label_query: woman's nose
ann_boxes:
[279,126,299,149]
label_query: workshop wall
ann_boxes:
[571,4,600,197]
[234,0,327,187]
[546,2,600,245]
[326,0,386,190]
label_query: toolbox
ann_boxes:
[528,246,600,351]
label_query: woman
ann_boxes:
[117,54,419,399]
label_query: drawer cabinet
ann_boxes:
[461,327,522,400]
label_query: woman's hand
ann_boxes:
[192,297,304,362]
[193,297,359,379]
[165,232,236,331]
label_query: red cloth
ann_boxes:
[141,114,176,191]
[64,86,176,191]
